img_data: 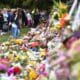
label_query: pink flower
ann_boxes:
[0,63,8,71]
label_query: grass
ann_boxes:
[0,27,30,43]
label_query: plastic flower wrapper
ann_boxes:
[0,74,16,80]
[47,40,55,50]
[38,76,48,80]
[27,50,40,61]
[62,27,73,40]
[49,70,57,80]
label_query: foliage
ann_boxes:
[0,0,53,10]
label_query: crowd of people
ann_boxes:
[0,8,49,38]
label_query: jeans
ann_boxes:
[12,26,19,38]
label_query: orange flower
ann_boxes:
[60,13,69,28]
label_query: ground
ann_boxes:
[0,27,29,43]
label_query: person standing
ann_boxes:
[0,10,3,35]
[11,10,20,38]
[26,10,33,27]
[33,9,40,27]
[2,8,8,32]
[21,9,26,26]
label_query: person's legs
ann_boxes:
[16,28,20,38]
[27,20,31,27]
[12,27,18,38]
[0,23,3,34]
[12,27,14,38]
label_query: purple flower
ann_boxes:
[8,67,14,76]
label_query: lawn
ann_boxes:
[0,27,30,43]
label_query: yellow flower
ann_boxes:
[14,56,20,61]
[40,48,46,57]
[29,68,37,79]
[29,61,37,66]
[51,27,59,32]
[56,24,61,29]
[5,41,10,46]
[41,52,46,57]
[14,39,23,45]
[8,54,14,62]
[59,2,68,9]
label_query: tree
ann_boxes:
[0,0,53,10]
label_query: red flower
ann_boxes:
[31,42,39,47]
[13,66,21,75]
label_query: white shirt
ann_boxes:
[3,12,8,22]
[26,13,32,20]
[12,23,17,28]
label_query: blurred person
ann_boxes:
[11,10,20,38]
[2,8,9,32]
[26,10,33,27]
[0,10,4,35]
[7,9,14,31]
[33,9,40,27]
[17,8,22,29]
[21,9,26,26]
